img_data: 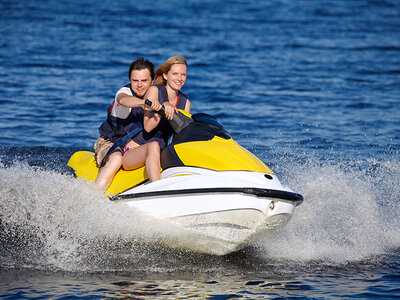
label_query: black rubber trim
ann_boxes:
[110,187,303,206]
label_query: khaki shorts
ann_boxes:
[94,136,120,168]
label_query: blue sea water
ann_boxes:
[1,0,400,298]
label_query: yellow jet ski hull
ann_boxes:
[67,150,148,196]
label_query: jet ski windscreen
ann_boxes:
[192,113,224,129]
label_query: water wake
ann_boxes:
[1,158,399,272]
[256,157,400,263]
[0,162,207,272]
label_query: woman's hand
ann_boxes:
[163,102,177,120]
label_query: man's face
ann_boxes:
[130,69,152,98]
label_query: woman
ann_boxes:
[122,56,191,174]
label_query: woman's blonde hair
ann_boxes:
[154,56,187,85]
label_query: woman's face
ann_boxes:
[164,63,187,91]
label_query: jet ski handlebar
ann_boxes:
[145,99,191,133]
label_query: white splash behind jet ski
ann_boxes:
[68,106,303,255]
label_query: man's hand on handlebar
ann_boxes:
[145,99,162,112]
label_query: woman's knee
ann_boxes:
[148,142,160,154]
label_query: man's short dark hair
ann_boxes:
[129,57,155,81]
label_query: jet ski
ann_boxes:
[68,104,303,255]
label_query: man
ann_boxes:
[94,57,161,191]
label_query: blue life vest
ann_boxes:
[98,83,144,143]
[156,84,188,110]
[144,85,188,149]
[99,84,188,150]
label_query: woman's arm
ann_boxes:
[184,99,191,113]
[144,86,163,132]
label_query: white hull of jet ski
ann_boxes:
[111,167,301,255]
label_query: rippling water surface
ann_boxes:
[1,0,399,298]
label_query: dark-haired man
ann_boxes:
[94,57,161,191]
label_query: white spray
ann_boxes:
[256,157,400,263]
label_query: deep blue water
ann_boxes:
[1,0,400,298]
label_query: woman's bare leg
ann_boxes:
[94,152,123,191]
[122,142,161,181]
[144,142,161,181]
